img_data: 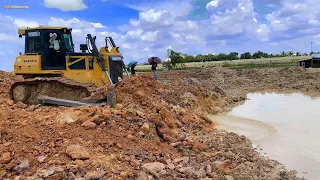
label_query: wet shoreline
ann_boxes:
[211,92,320,180]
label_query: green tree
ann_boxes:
[202,54,210,61]
[217,53,228,61]
[185,55,195,62]
[262,53,270,58]
[164,49,186,69]
[228,52,239,60]
[195,54,204,62]
[280,51,287,57]
[205,54,216,61]
[287,51,294,57]
[240,52,252,59]
[252,51,264,59]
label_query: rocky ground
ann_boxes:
[0,67,314,180]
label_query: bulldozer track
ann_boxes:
[9,77,99,105]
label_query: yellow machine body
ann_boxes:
[13,50,120,88]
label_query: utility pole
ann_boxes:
[311,42,313,54]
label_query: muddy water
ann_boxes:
[210,92,320,180]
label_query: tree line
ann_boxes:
[152,49,318,69]
[165,49,317,63]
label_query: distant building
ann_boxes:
[298,54,320,68]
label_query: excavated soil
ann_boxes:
[0,68,310,180]
[157,67,320,105]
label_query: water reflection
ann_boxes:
[211,92,320,180]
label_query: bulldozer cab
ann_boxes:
[22,27,73,70]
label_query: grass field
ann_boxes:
[135,56,309,71]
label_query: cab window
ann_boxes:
[26,31,41,54]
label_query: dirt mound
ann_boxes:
[0,69,305,179]
[0,74,219,179]
[114,74,222,142]
[0,103,181,179]
[0,71,22,95]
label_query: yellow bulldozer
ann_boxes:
[9,26,130,107]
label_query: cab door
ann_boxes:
[41,30,66,70]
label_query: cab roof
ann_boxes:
[18,26,72,35]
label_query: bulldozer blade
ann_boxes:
[80,85,117,108]
[37,96,107,107]
[106,85,116,108]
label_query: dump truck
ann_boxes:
[9,26,129,107]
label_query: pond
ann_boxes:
[210,92,320,180]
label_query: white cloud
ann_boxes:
[138,9,175,29]
[100,31,121,40]
[0,16,25,45]
[91,23,106,28]
[126,0,193,16]
[143,47,151,52]
[309,20,320,26]
[13,19,39,28]
[48,17,107,30]
[204,0,258,36]
[315,35,320,45]
[0,16,26,71]
[256,24,269,42]
[207,0,220,12]
[264,0,320,41]
[0,34,20,42]
[173,20,199,32]
[122,43,132,49]
[141,31,159,41]
[125,29,143,40]
[185,35,201,41]
[129,19,139,27]
[266,13,288,31]
[44,0,87,11]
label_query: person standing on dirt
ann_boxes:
[131,63,137,75]
[150,59,158,80]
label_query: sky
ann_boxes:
[0,0,319,71]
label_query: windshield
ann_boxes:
[63,33,74,52]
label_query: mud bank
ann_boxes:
[157,67,320,105]
[0,68,309,179]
